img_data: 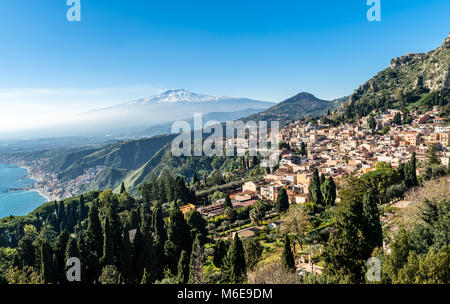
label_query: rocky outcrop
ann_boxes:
[390,53,425,69]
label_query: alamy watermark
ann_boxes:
[66,0,81,22]
[367,0,381,22]
[366,257,381,282]
[66,257,81,282]
[171,113,280,168]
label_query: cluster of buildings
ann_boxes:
[201,107,450,216]
[14,158,106,201]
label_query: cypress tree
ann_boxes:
[275,188,289,213]
[321,177,337,207]
[40,240,55,284]
[320,173,326,185]
[189,235,205,284]
[86,204,103,258]
[156,178,165,203]
[177,250,190,284]
[221,234,247,283]
[164,203,192,274]
[405,152,418,188]
[309,168,323,205]
[323,196,367,283]
[153,206,167,244]
[120,182,126,194]
[281,235,295,271]
[223,194,233,210]
[128,209,140,230]
[101,217,115,266]
[141,268,151,284]
[213,239,229,268]
[192,173,200,185]
[362,191,383,255]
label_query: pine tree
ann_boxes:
[177,250,190,284]
[221,234,247,283]
[275,188,289,213]
[281,235,295,271]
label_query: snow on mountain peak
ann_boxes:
[132,89,228,104]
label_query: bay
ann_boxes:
[0,163,48,219]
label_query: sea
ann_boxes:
[0,163,48,219]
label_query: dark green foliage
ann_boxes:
[281,235,295,271]
[164,203,192,274]
[362,191,383,255]
[120,182,126,194]
[243,238,263,271]
[186,210,208,245]
[223,194,233,210]
[86,204,103,258]
[404,152,419,188]
[393,112,402,125]
[101,217,115,266]
[323,195,367,283]
[320,177,337,207]
[177,250,190,284]
[275,188,289,213]
[308,168,323,207]
[18,236,35,267]
[40,240,55,283]
[221,234,247,283]
[213,239,229,268]
[188,236,205,284]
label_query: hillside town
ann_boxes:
[198,106,449,219]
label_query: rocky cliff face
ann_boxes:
[390,53,426,69]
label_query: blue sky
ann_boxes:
[0,0,449,131]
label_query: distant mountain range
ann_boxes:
[75,89,274,136]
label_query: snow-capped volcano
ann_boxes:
[127,89,230,104]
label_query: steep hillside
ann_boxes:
[78,168,130,194]
[119,144,245,193]
[244,92,346,126]
[56,134,177,181]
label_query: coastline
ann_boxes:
[17,164,55,202]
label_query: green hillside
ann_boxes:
[340,34,450,120]
[56,134,177,181]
